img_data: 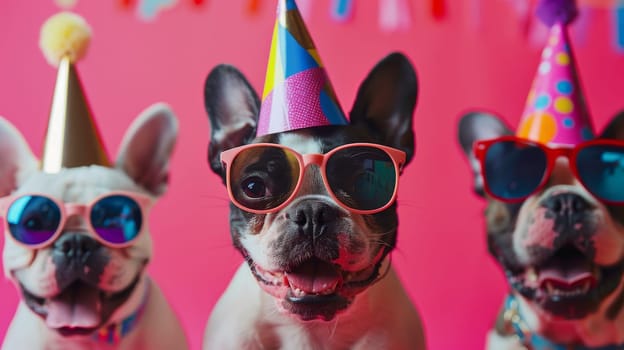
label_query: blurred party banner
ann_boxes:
[614,0,624,51]
[331,0,355,23]
[54,0,78,8]
[431,0,445,20]
[137,0,178,21]
[379,0,412,31]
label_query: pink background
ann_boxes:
[1,1,624,349]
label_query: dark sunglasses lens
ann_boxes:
[326,146,397,211]
[91,195,142,244]
[229,146,300,211]
[576,144,624,203]
[484,141,548,200]
[6,196,61,245]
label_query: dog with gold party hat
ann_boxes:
[202,0,425,349]
[457,0,624,348]
[0,12,188,349]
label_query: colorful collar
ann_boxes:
[504,294,624,350]
[93,278,150,344]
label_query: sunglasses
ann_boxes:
[220,143,406,214]
[0,192,153,249]
[473,136,624,203]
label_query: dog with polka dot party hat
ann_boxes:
[457,0,624,349]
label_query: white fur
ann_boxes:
[489,160,624,348]
[0,104,188,350]
[204,135,425,349]
[204,262,425,350]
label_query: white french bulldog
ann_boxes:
[0,103,189,350]
[458,111,624,349]
[202,53,425,350]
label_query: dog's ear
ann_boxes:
[204,64,260,177]
[0,118,38,197]
[457,111,512,196]
[600,110,624,140]
[349,52,417,164]
[115,103,178,196]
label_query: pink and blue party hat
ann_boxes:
[516,0,595,147]
[256,0,348,137]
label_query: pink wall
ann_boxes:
[1,1,624,349]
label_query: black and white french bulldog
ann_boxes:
[0,104,188,350]
[458,111,624,349]
[203,52,425,349]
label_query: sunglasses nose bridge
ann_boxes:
[296,154,331,197]
[64,204,89,229]
[547,153,578,187]
[300,153,325,168]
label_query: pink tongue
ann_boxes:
[46,285,101,329]
[538,261,594,286]
[286,259,342,294]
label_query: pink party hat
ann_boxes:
[516,0,594,147]
[256,0,348,137]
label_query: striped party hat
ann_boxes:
[256,0,348,137]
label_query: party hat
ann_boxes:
[39,12,110,173]
[516,0,594,147]
[256,0,348,137]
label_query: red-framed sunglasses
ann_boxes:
[473,136,624,204]
[220,143,406,215]
[0,191,153,249]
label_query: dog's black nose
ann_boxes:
[541,192,593,217]
[287,201,340,240]
[53,233,102,264]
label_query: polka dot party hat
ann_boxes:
[517,0,594,147]
[256,0,348,137]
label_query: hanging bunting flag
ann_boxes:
[506,0,536,37]
[298,0,313,19]
[137,0,178,21]
[246,0,261,15]
[379,0,412,31]
[572,4,592,45]
[119,0,134,8]
[614,0,624,51]
[54,0,78,8]
[332,0,355,23]
[431,0,445,20]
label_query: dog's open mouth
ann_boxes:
[509,245,624,319]
[246,253,385,321]
[20,277,140,336]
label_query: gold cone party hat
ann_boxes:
[39,12,110,173]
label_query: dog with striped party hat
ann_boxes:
[203,0,425,348]
[457,0,624,348]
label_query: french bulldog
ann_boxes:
[202,52,425,350]
[0,103,189,350]
[458,111,624,349]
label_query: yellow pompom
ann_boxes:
[39,12,92,67]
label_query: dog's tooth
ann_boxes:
[292,288,306,297]
[546,282,555,295]
[526,268,537,284]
